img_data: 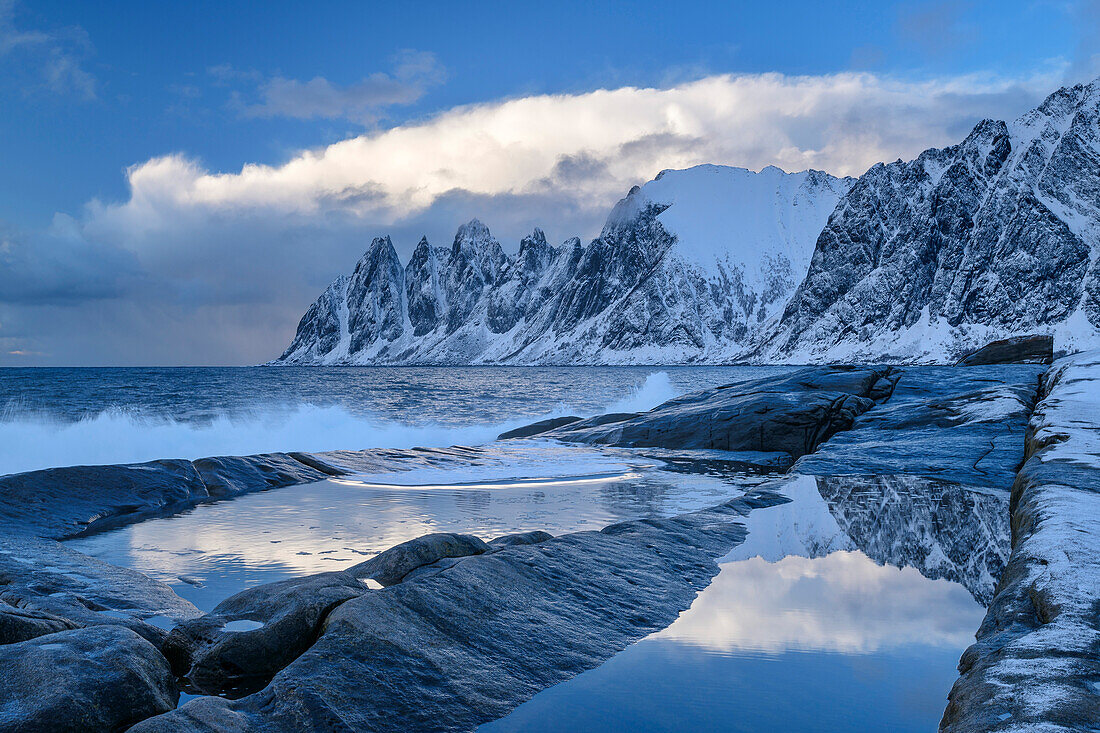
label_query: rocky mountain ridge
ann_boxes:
[276,78,1100,365]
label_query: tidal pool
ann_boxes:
[66,442,775,610]
[481,475,1000,732]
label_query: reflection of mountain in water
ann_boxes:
[814,475,1010,605]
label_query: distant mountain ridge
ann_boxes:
[275,78,1100,365]
[276,165,853,364]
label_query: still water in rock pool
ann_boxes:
[66,442,778,611]
[66,461,999,731]
[481,475,999,732]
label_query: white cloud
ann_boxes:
[89,69,1059,249]
[653,551,982,654]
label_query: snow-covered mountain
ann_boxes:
[276,165,853,364]
[276,78,1100,365]
[756,79,1100,362]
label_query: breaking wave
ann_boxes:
[0,371,680,476]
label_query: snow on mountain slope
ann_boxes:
[277,77,1100,366]
[275,165,852,365]
[755,79,1100,363]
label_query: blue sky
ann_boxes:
[1,0,1097,364]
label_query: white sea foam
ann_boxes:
[0,371,682,475]
[604,371,679,414]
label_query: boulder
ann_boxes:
[538,367,895,459]
[0,536,201,647]
[164,571,366,696]
[0,601,79,645]
[348,533,490,587]
[0,626,178,733]
[487,531,554,550]
[955,334,1054,366]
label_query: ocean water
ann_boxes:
[0,365,791,475]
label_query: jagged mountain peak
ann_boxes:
[275,77,1100,366]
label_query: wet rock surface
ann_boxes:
[0,535,200,647]
[795,365,1043,490]
[941,351,1100,732]
[349,533,491,587]
[165,572,368,697]
[0,625,178,733]
[527,366,898,460]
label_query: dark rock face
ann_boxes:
[405,237,449,337]
[277,276,348,363]
[0,626,178,733]
[129,491,788,733]
[347,236,406,354]
[164,572,367,696]
[348,533,490,587]
[955,334,1054,365]
[761,81,1100,362]
[536,366,897,460]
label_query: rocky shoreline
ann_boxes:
[1,347,1098,732]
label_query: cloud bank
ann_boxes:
[1,69,1062,364]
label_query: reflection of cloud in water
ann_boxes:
[66,442,767,609]
[654,550,983,654]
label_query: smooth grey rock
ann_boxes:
[794,365,1043,490]
[0,626,178,733]
[0,535,201,647]
[164,572,366,696]
[348,533,490,587]
[487,531,554,550]
[0,451,331,540]
[0,600,79,645]
[955,334,1054,365]
[0,459,209,539]
[191,453,330,498]
[130,491,788,733]
[541,366,893,460]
